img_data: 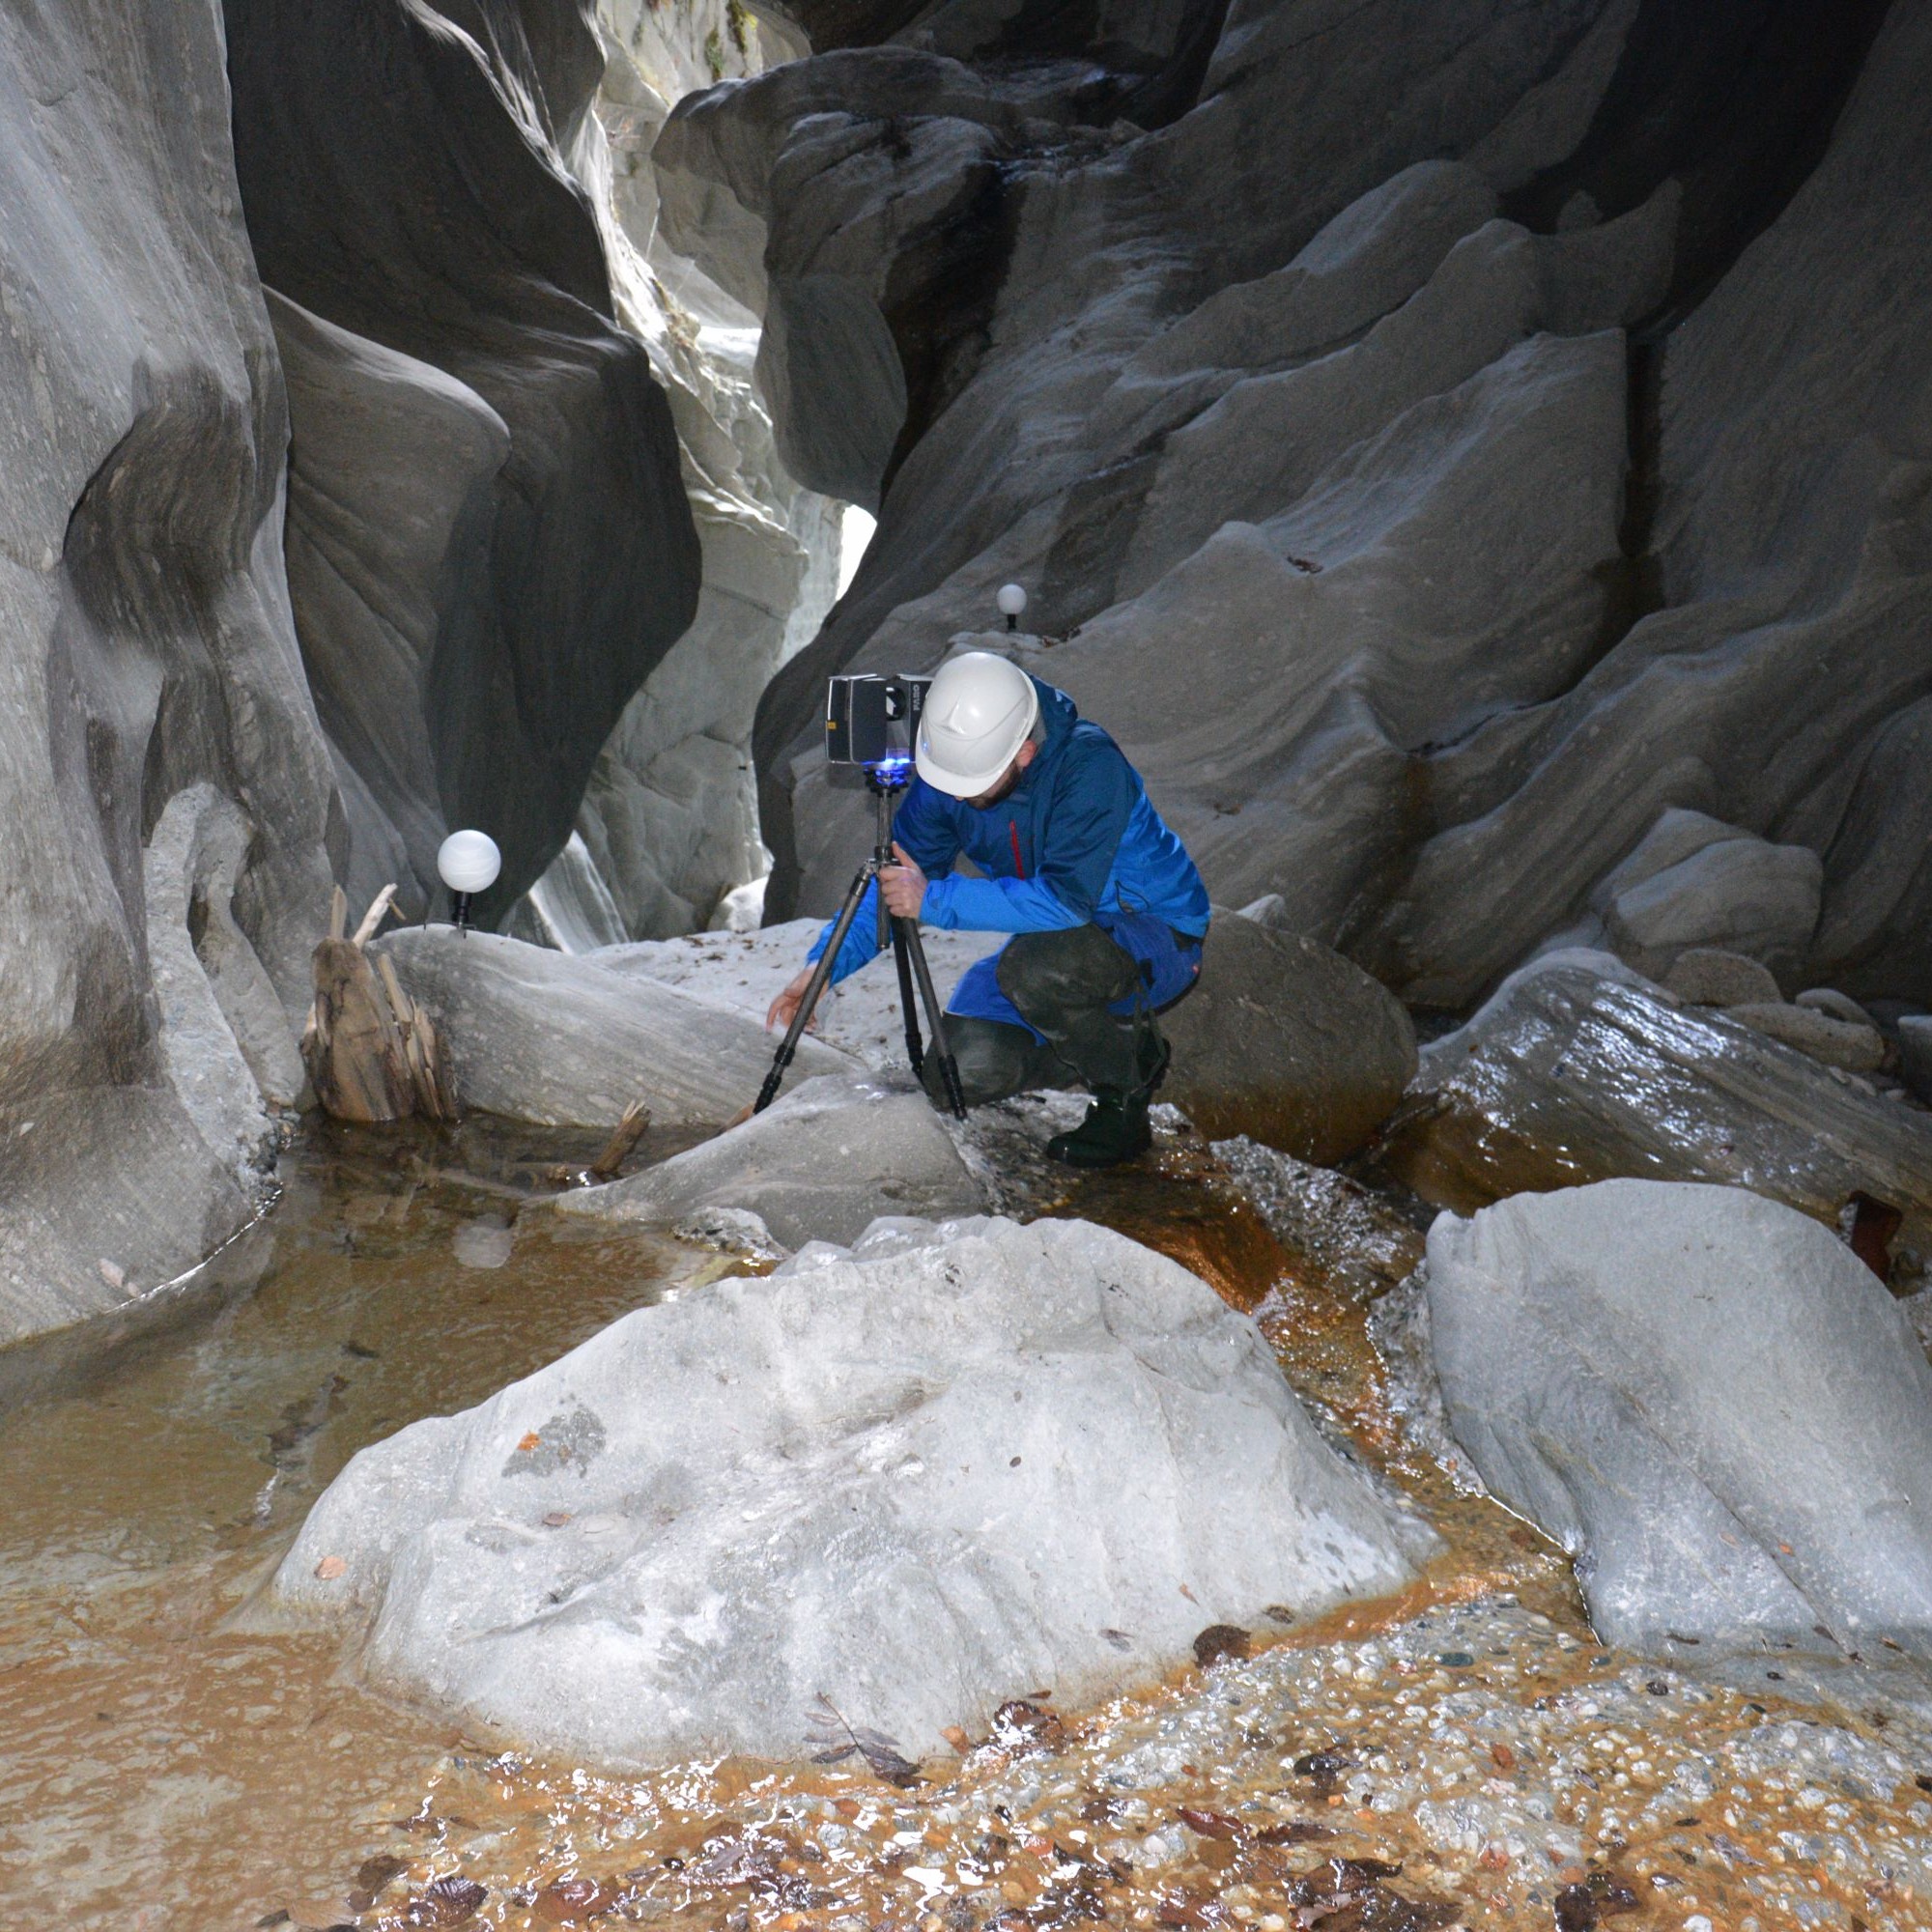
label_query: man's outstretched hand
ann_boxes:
[880,842,928,921]
[767,965,815,1034]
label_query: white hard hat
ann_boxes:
[915,652,1039,798]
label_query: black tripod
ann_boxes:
[753,765,968,1119]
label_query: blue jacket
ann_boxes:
[810,675,1209,984]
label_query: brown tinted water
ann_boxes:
[1,1119,1928,1932]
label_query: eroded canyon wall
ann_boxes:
[0,0,338,1337]
[685,0,1924,1009]
[225,0,704,928]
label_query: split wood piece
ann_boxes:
[305,937,415,1122]
[352,883,400,947]
[589,1100,652,1179]
[378,952,457,1122]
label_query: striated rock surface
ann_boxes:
[377,927,852,1128]
[646,0,1918,1021]
[0,1,335,1343]
[557,1069,985,1247]
[1387,952,1932,1245]
[1428,1180,1932,1656]
[274,1213,1431,1767]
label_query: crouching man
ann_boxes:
[767,652,1209,1168]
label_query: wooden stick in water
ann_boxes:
[588,1100,652,1179]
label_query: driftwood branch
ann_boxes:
[303,914,456,1123]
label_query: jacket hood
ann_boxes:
[1026,676,1079,766]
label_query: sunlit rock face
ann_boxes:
[561,0,850,941]
[274,1213,1432,1768]
[659,0,1924,1009]
[225,0,704,926]
[1427,1180,1932,1658]
[0,2,337,1343]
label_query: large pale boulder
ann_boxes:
[274,1213,1431,1766]
[1427,1180,1932,1655]
[1388,951,1932,1241]
[556,1070,986,1247]
[376,927,851,1127]
[591,919,1006,1068]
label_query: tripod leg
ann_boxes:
[890,922,925,1080]
[753,863,872,1114]
[898,917,968,1120]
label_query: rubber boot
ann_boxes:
[1045,1023,1171,1169]
[1045,1085,1151,1168]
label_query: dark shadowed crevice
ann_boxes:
[1503,0,1893,312]
[877,151,1027,500]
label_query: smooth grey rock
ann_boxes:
[0,0,333,1342]
[1162,915,1417,1161]
[270,290,507,921]
[1428,1180,1932,1655]
[274,1212,1431,1766]
[1796,987,1880,1030]
[1662,947,1784,1009]
[557,1070,985,1247]
[376,927,852,1127]
[226,0,702,920]
[591,919,1006,1072]
[1604,831,1823,980]
[143,788,281,1179]
[1390,952,1932,1242]
[0,1091,257,1346]
[1724,1002,1886,1074]
[1899,1016,1932,1105]
[1377,2,1932,1006]
[512,833,631,954]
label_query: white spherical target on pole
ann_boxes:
[437,829,500,933]
[996,582,1028,631]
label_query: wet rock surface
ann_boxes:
[1387,952,1932,1244]
[556,1069,986,1248]
[274,1212,1430,1766]
[1428,1179,1932,1657]
[376,927,852,1129]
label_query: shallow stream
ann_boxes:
[2,1116,1929,1931]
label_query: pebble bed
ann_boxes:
[295,1126,1932,1932]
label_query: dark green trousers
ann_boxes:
[923,924,1149,1108]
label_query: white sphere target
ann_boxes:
[437,829,501,895]
[996,582,1029,618]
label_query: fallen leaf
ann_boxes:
[941,1725,972,1753]
[407,1874,488,1927]
[1178,1806,1242,1840]
[1292,1747,1356,1795]
[1490,1743,1517,1771]
[314,1555,347,1581]
[1192,1624,1249,1669]
[1553,1872,1639,1930]
[1255,1820,1332,1845]
[542,1511,573,1528]
[535,1875,620,1922]
[354,1854,408,1895]
[518,1431,542,1453]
